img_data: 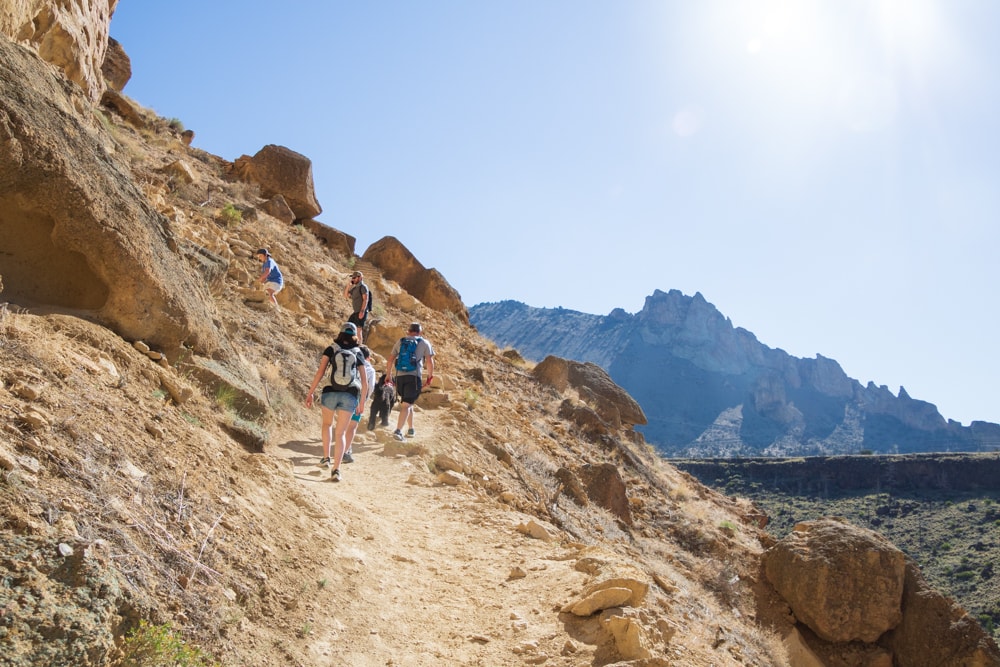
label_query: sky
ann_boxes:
[110,1,999,426]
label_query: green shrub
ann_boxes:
[120,621,217,666]
[218,203,242,227]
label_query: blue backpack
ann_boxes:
[394,337,422,373]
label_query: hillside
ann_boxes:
[469,297,1000,458]
[1,6,998,666]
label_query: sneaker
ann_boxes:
[406,428,415,437]
[342,452,354,464]
[393,430,405,441]
[318,457,331,468]
[331,468,341,482]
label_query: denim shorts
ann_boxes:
[320,390,359,413]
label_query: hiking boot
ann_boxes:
[318,456,331,468]
[331,468,341,482]
[393,430,405,441]
[342,452,354,464]
[406,428,415,437]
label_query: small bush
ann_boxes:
[120,621,217,666]
[218,203,242,227]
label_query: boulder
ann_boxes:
[763,517,905,643]
[362,236,468,324]
[259,194,295,225]
[301,218,354,255]
[534,356,646,428]
[100,35,129,91]
[577,463,632,526]
[232,144,321,220]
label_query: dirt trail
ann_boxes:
[271,409,593,667]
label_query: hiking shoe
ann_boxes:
[406,428,415,437]
[393,430,404,441]
[318,456,331,468]
[331,468,341,482]
[342,452,354,464]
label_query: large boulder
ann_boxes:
[100,34,129,92]
[232,144,321,220]
[0,31,222,361]
[0,0,118,102]
[763,517,906,643]
[362,236,468,324]
[534,356,646,428]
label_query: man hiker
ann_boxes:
[386,322,434,442]
[344,270,370,343]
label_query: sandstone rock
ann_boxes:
[362,236,468,324]
[885,560,1000,667]
[234,144,321,220]
[0,0,118,101]
[602,611,652,659]
[534,356,646,428]
[100,88,144,127]
[100,35,129,91]
[577,463,633,526]
[763,517,905,643]
[0,34,226,361]
[301,218,354,255]
[260,194,296,225]
[163,159,197,185]
[516,519,556,541]
[437,469,467,486]
[564,586,632,616]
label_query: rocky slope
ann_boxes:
[470,295,1000,458]
[0,5,998,666]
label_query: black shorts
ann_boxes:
[348,311,368,330]
[395,375,422,404]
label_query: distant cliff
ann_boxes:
[470,291,1000,457]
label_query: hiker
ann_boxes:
[344,270,370,343]
[304,322,368,482]
[255,248,283,308]
[367,373,397,430]
[387,322,434,442]
[343,345,377,463]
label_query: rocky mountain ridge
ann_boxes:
[470,294,1000,458]
[0,3,998,665]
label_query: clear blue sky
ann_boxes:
[111,1,999,426]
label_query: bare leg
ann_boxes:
[320,407,335,459]
[332,409,354,470]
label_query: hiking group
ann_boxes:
[303,270,435,482]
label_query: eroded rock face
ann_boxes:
[0,0,118,101]
[362,236,469,324]
[763,517,906,643]
[0,32,222,360]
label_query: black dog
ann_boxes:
[368,374,397,430]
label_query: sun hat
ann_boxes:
[342,322,358,335]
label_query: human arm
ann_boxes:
[358,287,369,317]
[304,355,330,408]
[356,358,369,414]
[423,354,434,388]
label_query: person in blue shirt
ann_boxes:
[255,248,283,309]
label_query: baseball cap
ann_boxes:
[341,322,358,335]
[256,248,270,257]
